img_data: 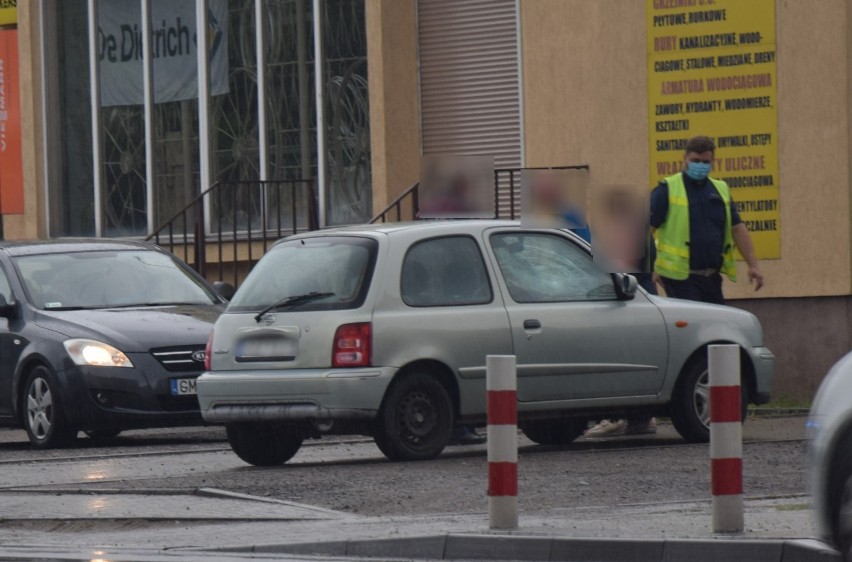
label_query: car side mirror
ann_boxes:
[616,274,638,300]
[0,294,18,319]
[213,281,236,301]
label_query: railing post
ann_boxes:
[260,180,269,251]
[509,170,516,220]
[246,183,253,268]
[291,180,298,235]
[195,194,206,279]
[308,180,319,231]
[493,168,499,219]
[217,182,224,283]
[487,355,518,530]
[709,344,744,533]
[232,184,238,287]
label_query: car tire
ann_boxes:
[829,431,852,561]
[671,354,749,443]
[22,366,76,449]
[520,418,585,445]
[225,422,303,466]
[374,372,453,462]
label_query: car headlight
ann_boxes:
[63,339,134,368]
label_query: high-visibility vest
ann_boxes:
[654,173,737,281]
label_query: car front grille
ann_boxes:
[151,346,206,373]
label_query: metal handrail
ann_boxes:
[369,181,419,224]
[146,179,317,286]
[145,182,219,242]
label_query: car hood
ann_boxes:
[647,294,764,347]
[35,304,224,352]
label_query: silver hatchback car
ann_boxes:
[808,352,852,559]
[197,221,774,466]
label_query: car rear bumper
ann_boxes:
[747,346,775,404]
[196,367,398,424]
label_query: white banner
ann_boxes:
[97,0,229,107]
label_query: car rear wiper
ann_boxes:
[254,292,335,323]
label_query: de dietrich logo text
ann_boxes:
[98,9,223,64]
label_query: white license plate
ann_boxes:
[170,378,197,396]
[236,338,296,361]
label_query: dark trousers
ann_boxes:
[635,272,658,295]
[661,273,724,305]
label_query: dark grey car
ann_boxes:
[0,240,226,448]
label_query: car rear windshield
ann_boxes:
[14,250,219,310]
[226,236,378,313]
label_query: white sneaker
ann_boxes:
[584,419,627,438]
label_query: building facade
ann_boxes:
[4,0,852,400]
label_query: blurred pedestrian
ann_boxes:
[585,206,658,439]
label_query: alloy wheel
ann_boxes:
[693,369,711,429]
[27,377,54,440]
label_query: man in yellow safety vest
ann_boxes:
[650,135,764,303]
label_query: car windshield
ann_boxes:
[227,236,378,313]
[14,250,218,310]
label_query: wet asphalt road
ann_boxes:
[0,416,808,518]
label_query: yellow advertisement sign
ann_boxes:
[0,0,16,26]
[647,0,780,259]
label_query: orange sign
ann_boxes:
[0,28,23,215]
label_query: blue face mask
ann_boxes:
[685,161,712,180]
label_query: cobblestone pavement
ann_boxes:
[0,416,829,561]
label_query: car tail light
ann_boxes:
[332,322,371,367]
[204,330,213,371]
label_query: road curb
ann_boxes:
[215,534,840,561]
[748,408,811,418]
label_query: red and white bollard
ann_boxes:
[486,355,518,530]
[709,344,744,533]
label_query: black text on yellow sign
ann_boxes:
[647,0,780,259]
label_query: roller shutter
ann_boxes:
[418,0,522,218]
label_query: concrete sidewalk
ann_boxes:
[0,487,838,561]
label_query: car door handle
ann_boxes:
[523,319,541,330]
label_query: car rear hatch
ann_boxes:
[209,235,380,371]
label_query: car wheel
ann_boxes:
[23,366,76,449]
[85,429,122,440]
[374,373,453,461]
[671,354,749,443]
[830,433,852,561]
[520,418,585,445]
[225,422,303,466]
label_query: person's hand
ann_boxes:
[652,272,663,287]
[748,266,764,291]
